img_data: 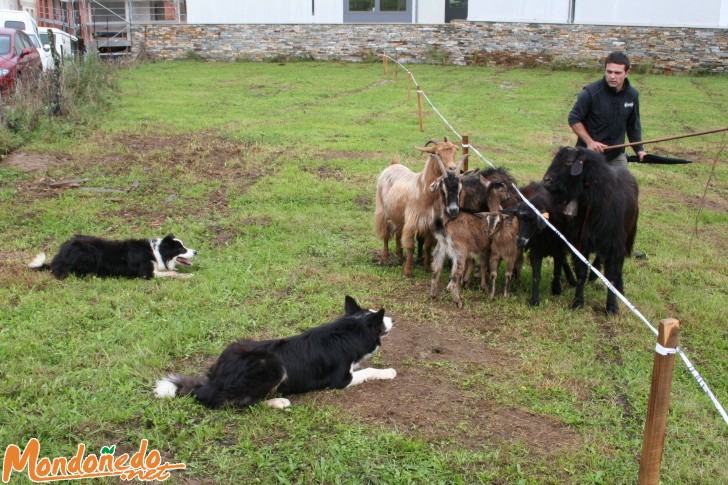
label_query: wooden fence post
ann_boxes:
[383,53,388,75]
[638,318,680,485]
[462,134,469,171]
[416,85,424,133]
[394,54,398,82]
[407,72,412,101]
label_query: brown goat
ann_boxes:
[461,181,512,287]
[430,212,492,308]
[485,213,522,299]
[374,137,465,277]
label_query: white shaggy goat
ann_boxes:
[374,137,466,278]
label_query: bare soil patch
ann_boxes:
[308,314,579,455]
[2,152,68,172]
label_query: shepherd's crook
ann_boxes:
[604,127,727,150]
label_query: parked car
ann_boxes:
[26,31,52,71]
[0,9,51,71]
[0,27,42,94]
[39,27,78,61]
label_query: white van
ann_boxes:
[39,27,77,60]
[0,9,52,71]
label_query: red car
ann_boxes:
[0,27,42,94]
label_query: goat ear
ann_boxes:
[462,168,478,177]
[429,177,442,193]
[570,159,584,176]
[344,296,361,314]
[500,206,518,216]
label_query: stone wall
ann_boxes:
[130,21,727,74]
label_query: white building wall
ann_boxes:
[575,0,727,28]
[469,0,728,28]
[416,0,445,24]
[468,0,570,23]
[187,0,342,24]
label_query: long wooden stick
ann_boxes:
[605,127,727,150]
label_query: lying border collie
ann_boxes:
[154,296,396,409]
[27,234,197,279]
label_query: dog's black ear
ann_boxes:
[164,233,175,241]
[344,295,361,314]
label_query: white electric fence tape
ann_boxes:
[385,54,728,426]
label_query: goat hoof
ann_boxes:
[456,301,464,309]
[569,299,584,310]
[606,306,619,315]
[551,283,562,295]
[528,299,540,307]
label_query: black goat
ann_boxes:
[542,147,638,314]
[502,182,576,307]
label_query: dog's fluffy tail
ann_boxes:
[154,374,206,399]
[27,253,50,271]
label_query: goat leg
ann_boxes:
[503,272,511,297]
[604,256,623,315]
[570,257,587,310]
[479,256,488,292]
[588,255,602,283]
[422,233,434,272]
[562,253,577,287]
[430,245,446,299]
[382,238,390,261]
[529,252,543,306]
[488,256,500,300]
[446,256,465,308]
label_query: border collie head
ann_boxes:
[153,234,197,271]
[344,295,393,339]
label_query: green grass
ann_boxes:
[1,60,726,483]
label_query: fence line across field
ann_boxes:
[383,53,728,427]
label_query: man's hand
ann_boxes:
[637,150,647,161]
[586,140,609,153]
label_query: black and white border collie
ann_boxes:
[154,295,396,409]
[27,234,197,279]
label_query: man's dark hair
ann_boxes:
[604,51,631,71]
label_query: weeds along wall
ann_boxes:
[130,21,727,74]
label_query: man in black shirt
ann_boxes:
[568,51,646,167]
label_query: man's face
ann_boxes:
[605,63,629,91]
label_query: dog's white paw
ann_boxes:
[265,398,291,409]
[381,368,397,380]
[175,273,193,279]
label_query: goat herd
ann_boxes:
[374,137,639,315]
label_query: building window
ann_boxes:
[344,0,412,22]
[349,0,374,11]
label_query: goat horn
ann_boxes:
[431,153,448,176]
[444,136,450,143]
[425,138,441,147]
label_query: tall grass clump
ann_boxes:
[0,54,118,152]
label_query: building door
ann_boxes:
[445,0,467,22]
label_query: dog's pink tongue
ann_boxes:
[178,258,192,266]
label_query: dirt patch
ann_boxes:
[2,152,68,172]
[302,312,578,455]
